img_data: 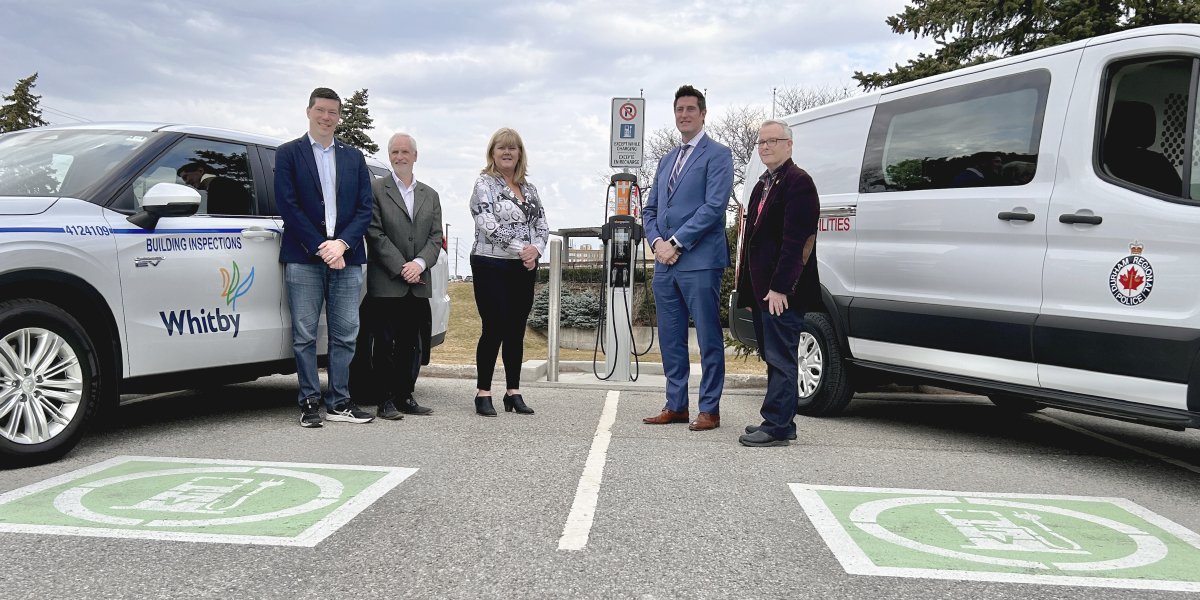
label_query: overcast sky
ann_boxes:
[0,0,933,265]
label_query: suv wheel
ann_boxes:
[0,299,102,466]
[796,312,854,417]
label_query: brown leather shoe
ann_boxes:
[688,412,720,431]
[643,409,689,424]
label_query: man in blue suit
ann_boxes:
[276,87,376,428]
[641,85,734,431]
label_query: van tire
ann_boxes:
[0,299,102,467]
[989,394,1044,413]
[796,312,854,417]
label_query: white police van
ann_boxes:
[0,122,450,465]
[730,24,1200,431]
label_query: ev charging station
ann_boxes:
[596,97,649,381]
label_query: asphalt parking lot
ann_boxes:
[1,373,1199,599]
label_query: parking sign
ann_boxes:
[610,98,645,168]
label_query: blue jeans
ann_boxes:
[752,305,804,440]
[285,262,364,410]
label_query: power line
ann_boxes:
[40,104,92,123]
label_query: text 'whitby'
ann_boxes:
[159,308,241,338]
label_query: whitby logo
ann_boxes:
[159,262,255,338]
[220,261,255,311]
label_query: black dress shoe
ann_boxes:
[502,393,534,415]
[399,395,433,415]
[377,399,403,421]
[475,395,497,417]
[744,425,797,440]
[739,429,790,447]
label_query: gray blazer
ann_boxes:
[366,175,443,298]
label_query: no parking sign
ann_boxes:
[610,97,645,168]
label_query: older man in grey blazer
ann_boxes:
[364,132,443,419]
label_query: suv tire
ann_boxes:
[0,299,102,467]
[796,312,854,417]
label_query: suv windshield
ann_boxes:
[0,129,155,197]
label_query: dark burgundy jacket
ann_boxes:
[736,158,821,312]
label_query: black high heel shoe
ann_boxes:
[503,393,534,415]
[475,394,497,417]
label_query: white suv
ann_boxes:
[0,123,450,465]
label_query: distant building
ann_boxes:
[567,241,654,267]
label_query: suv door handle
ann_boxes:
[241,227,277,240]
[997,211,1035,222]
[1059,213,1103,225]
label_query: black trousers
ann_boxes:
[471,254,536,390]
[351,294,428,400]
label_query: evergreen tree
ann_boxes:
[335,88,379,154]
[855,0,1200,90]
[0,73,49,133]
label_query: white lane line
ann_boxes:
[1033,414,1200,475]
[558,390,619,552]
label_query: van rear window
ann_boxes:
[860,70,1051,193]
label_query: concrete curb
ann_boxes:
[421,361,964,396]
[423,360,768,390]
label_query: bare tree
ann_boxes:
[773,84,855,118]
[606,125,678,211]
[705,104,767,208]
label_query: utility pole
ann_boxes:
[444,223,457,279]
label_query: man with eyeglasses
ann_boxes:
[736,119,820,447]
[641,84,734,432]
[275,87,376,428]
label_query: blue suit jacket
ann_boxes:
[642,132,734,272]
[275,134,374,265]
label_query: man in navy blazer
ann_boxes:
[641,85,734,431]
[736,119,821,447]
[276,87,375,428]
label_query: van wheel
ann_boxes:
[0,299,102,467]
[989,394,1044,413]
[796,312,854,417]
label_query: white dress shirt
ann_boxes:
[391,171,426,270]
[308,133,338,239]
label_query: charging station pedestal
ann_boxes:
[599,173,641,382]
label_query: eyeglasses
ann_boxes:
[755,138,788,148]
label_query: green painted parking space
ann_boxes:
[791,484,1200,592]
[0,456,415,547]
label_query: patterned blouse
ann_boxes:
[469,174,549,260]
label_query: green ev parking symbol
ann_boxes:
[0,456,415,546]
[791,484,1200,593]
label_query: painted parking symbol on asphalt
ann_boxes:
[790,484,1200,593]
[0,456,415,547]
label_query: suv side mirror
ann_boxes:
[127,183,202,230]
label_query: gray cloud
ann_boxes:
[1,0,934,250]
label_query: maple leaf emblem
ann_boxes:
[1119,266,1144,292]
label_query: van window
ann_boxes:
[1192,80,1200,200]
[113,137,257,215]
[1099,57,1197,200]
[860,70,1051,192]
